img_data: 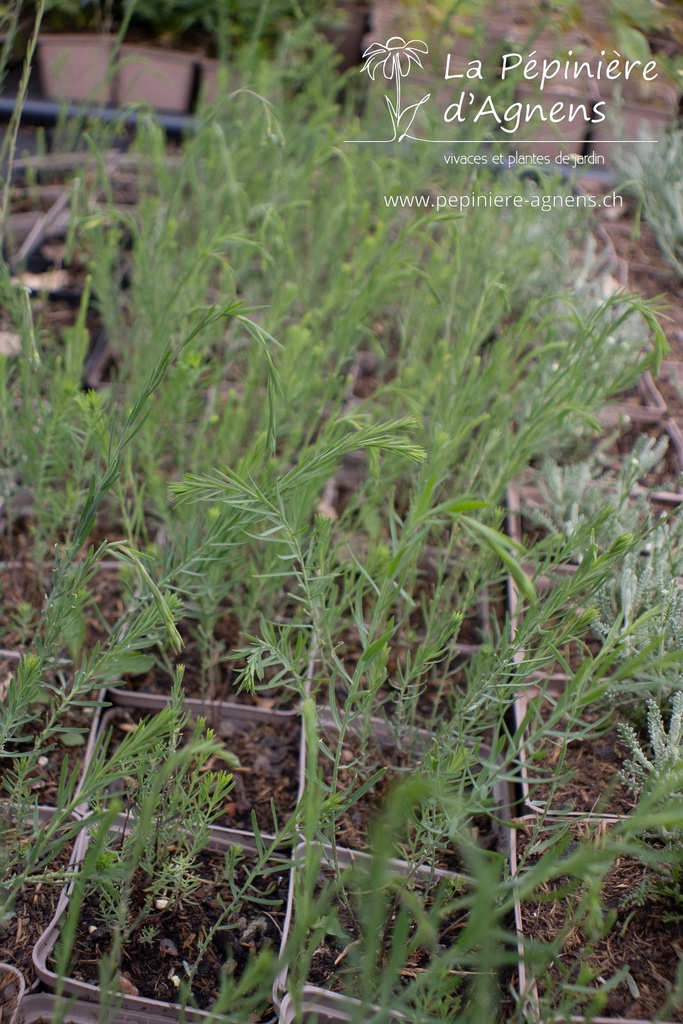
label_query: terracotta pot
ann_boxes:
[38,35,116,104]
[32,821,286,1022]
[0,963,25,1024]
[117,45,197,113]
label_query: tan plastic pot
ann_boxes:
[32,821,285,1022]
[19,993,168,1024]
[511,814,680,1024]
[38,35,116,104]
[95,701,303,839]
[277,987,398,1023]
[273,840,467,1021]
[197,57,220,107]
[0,963,25,1024]
[117,45,196,113]
[105,682,298,718]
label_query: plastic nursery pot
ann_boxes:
[0,675,104,818]
[0,805,92,992]
[94,702,304,838]
[307,707,513,866]
[104,602,299,716]
[38,35,116,104]
[512,674,641,819]
[318,4,371,74]
[117,45,196,114]
[197,58,221,107]
[0,962,25,1024]
[33,821,289,1024]
[277,987,400,1023]
[106,681,298,718]
[273,841,470,1021]
[19,992,175,1024]
[587,101,679,164]
[510,815,680,1024]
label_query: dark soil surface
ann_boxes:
[308,865,472,1014]
[212,715,301,832]
[515,819,683,1021]
[120,611,297,709]
[0,967,22,1021]
[0,838,74,986]
[522,700,636,816]
[0,702,97,806]
[318,729,502,871]
[62,845,288,1020]
[102,707,301,833]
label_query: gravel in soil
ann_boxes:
[59,846,288,1020]
[515,819,683,1021]
[212,715,300,832]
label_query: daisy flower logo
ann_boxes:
[361,36,431,141]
